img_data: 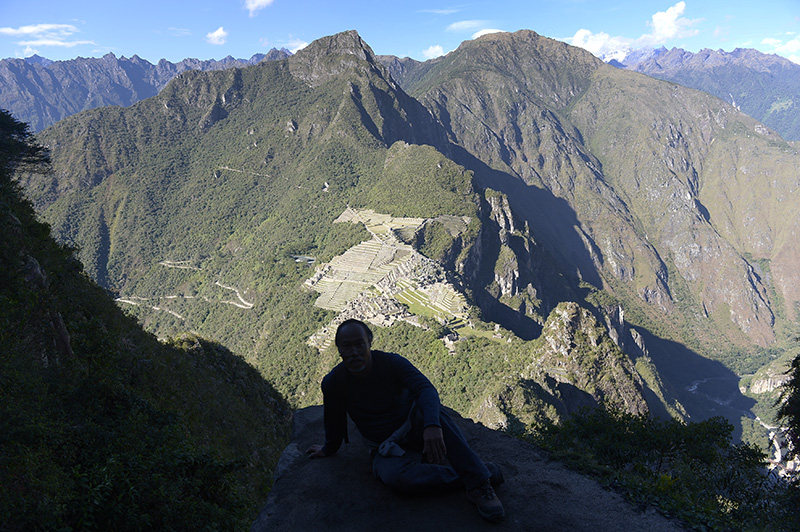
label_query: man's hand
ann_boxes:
[422,425,447,464]
[306,444,328,459]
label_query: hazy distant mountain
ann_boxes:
[17,30,800,447]
[0,49,291,132]
[620,47,800,141]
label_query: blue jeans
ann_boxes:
[371,408,490,494]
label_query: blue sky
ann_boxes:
[1,1,798,64]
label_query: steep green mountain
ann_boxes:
[412,31,800,348]
[18,30,800,447]
[16,30,660,432]
[1,110,290,530]
[620,46,800,141]
[0,49,290,132]
[403,31,800,439]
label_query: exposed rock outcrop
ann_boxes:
[253,406,684,531]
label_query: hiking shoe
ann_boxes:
[467,480,505,521]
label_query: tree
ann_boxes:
[0,108,49,180]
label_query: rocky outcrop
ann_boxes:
[467,302,652,432]
[536,302,648,414]
[458,188,566,337]
[253,406,684,531]
[289,31,386,88]
[750,374,791,395]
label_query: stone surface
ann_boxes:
[252,406,685,531]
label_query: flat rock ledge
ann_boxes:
[252,406,685,532]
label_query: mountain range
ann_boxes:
[3,41,800,145]
[14,29,800,454]
[617,46,800,141]
[0,49,290,132]
[0,108,290,529]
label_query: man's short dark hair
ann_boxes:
[335,319,373,346]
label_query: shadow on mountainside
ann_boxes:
[450,145,604,291]
[443,143,757,435]
[435,144,588,341]
[253,406,685,532]
[636,329,757,439]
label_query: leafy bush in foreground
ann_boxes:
[533,408,799,531]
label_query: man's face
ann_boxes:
[336,323,372,375]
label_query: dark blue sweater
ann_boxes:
[321,350,441,455]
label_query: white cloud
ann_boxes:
[206,27,228,45]
[422,44,445,59]
[570,28,632,62]
[570,2,701,62]
[20,45,39,57]
[447,20,487,32]
[0,23,78,37]
[637,1,701,47]
[18,39,93,48]
[285,38,308,53]
[762,35,800,61]
[245,0,275,17]
[0,23,95,53]
[776,36,800,55]
[420,8,460,15]
[472,29,505,40]
[168,27,192,37]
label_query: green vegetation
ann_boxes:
[534,408,799,531]
[0,109,290,530]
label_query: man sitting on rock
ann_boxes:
[306,319,504,522]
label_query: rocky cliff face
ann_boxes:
[471,301,651,431]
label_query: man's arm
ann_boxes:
[388,353,447,463]
[389,353,441,427]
